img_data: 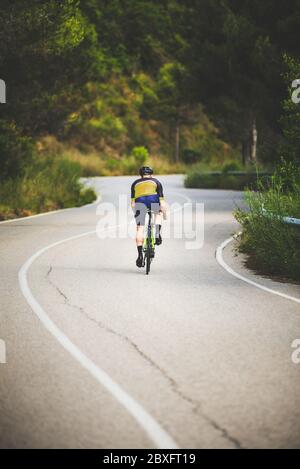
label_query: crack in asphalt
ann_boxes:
[45,264,243,448]
[46,266,68,302]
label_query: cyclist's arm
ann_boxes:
[156,180,167,217]
[160,199,167,219]
[156,180,164,200]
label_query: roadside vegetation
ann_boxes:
[234,162,300,281]
[0,155,95,221]
[184,161,272,191]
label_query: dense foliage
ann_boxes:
[1,0,300,175]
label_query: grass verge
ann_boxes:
[0,156,96,221]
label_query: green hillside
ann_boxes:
[0,1,300,218]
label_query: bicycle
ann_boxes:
[143,209,156,275]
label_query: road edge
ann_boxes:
[216,233,300,305]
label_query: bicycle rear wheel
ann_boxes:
[145,239,151,274]
[145,209,153,275]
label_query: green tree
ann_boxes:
[0,0,100,136]
[140,62,192,162]
[176,0,299,165]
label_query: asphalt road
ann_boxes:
[0,175,299,449]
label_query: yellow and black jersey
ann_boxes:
[131,177,164,202]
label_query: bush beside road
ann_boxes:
[234,162,300,282]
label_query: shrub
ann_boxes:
[234,161,300,281]
[119,146,150,175]
[131,146,149,167]
[184,167,272,191]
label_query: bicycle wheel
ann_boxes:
[146,238,151,274]
[145,213,152,274]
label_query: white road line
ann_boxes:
[216,234,300,305]
[18,215,178,449]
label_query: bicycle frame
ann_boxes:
[143,211,155,246]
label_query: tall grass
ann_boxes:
[64,149,186,176]
[39,137,186,176]
[234,161,300,281]
[0,156,96,220]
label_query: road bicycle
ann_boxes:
[143,209,156,275]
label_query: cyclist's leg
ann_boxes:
[135,225,144,267]
[151,199,163,245]
[136,224,144,245]
[134,200,147,267]
[154,212,162,245]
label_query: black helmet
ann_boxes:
[139,166,153,176]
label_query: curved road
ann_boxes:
[0,175,299,448]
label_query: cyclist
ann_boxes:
[131,166,166,267]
